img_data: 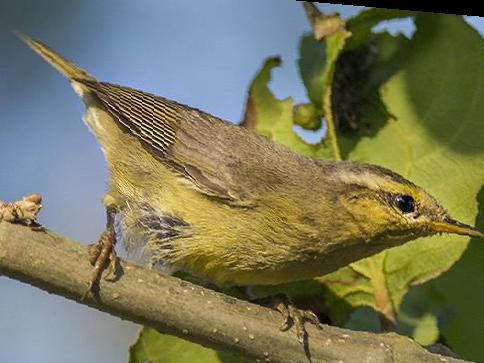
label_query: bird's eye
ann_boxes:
[394,195,415,213]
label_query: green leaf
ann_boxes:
[430,187,484,361]
[129,327,242,363]
[346,8,416,50]
[412,313,439,346]
[322,13,484,326]
[319,265,375,325]
[298,34,326,109]
[395,286,446,347]
[242,56,334,159]
[336,32,410,157]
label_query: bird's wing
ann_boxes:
[77,80,259,206]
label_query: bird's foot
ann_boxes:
[82,206,120,299]
[271,294,321,344]
[0,194,43,229]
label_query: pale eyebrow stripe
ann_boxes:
[337,171,386,191]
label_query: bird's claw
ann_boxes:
[272,294,321,344]
[82,207,119,299]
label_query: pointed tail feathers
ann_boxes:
[16,31,96,82]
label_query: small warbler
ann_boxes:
[19,33,483,342]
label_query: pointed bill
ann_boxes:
[432,218,484,238]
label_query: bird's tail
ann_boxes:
[16,31,96,82]
[16,32,121,147]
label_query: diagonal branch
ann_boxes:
[0,222,467,363]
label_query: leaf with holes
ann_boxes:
[241,56,335,159]
[345,7,416,50]
[242,6,350,161]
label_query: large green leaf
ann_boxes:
[321,13,484,326]
[129,328,242,363]
[345,8,416,50]
[430,186,484,361]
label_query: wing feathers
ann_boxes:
[78,80,179,157]
[77,79,255,206]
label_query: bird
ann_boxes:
[18,33,483,342]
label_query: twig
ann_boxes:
[0,222,467,363]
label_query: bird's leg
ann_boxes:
[271,293,321,344]
[83,205,119,299]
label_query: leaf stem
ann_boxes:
[367,256,397,331]
[323,94,342,161]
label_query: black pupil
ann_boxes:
[395,195,415,213]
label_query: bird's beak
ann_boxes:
[431,217,484,238]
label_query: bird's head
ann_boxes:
[326,161,483,245]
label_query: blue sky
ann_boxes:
[0,1,482,362]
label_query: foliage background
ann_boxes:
[0,1,482,362]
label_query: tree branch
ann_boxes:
[0,222,467,363]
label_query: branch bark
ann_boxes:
[0,222,467,363]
